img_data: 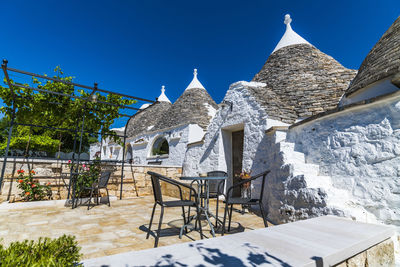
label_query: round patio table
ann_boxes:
[180,176,227,237]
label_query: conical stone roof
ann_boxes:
[126,86,173,137]
[126,101,172,138]
[345,16,400,96]
[154,69,218,131]
[251,15,357,123]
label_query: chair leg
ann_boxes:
[259,202,268,227]
[146,203,157,239]
[155,206,164,248]
[95,189,99,205]
[181,206,187,232]
[215,196,220,227]
[221,202,229,236]
[195,205,203,239]
[106,188,110,207]
[228,204,233,232]
[88,188,94,210]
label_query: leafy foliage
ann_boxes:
[16,169,52,201]
[0,67,136,154]
[68,157,102,197]
[0,235,81,267]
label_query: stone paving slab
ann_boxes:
[83,216,395,267]
[0,196,266,260]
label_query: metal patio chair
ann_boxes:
[221,170,270,236]
[81,171,112,210]
[146,171,203,247]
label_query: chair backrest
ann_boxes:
[258,171,269,202]
[98,171,112,188]
[207,171,227,194]
[148,171,163,204]
[226,170,270,201]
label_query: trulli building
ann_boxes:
[182,14,356,209]
[183,14,400,231]
[123,70,218,166]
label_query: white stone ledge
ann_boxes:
[83,216,395,267]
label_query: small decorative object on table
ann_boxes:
[240,170,252,213]
[240,170,252,199]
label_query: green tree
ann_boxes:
[0,67,136,155]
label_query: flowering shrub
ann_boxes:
[16,170,52,201]
[68,158,102,197]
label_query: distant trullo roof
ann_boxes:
[251,14,357,123]
[153,69,218,130]
[126,86,172,138]
[345,16,400,96]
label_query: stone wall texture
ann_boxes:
[335,238,394,267]
[0,158,182,202]
[183,81,288,194]
[126,124,192,166]
[285,95,400,228]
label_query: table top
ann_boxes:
[83,216,395,267]
[180,176,227,181]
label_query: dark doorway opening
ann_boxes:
[231,130,244,197]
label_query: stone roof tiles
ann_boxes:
[153,87,218,131]
[252,44,357,123]
[345,16,400,96]
[125,101,172,138]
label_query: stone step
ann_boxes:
[303,175,332,189]
[293,162,320,177]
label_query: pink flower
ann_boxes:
[68,160,71,164]
[82,164,86,168]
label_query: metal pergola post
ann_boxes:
[120,132,127,200]
[0,60,155,207]
[0,60,16,192]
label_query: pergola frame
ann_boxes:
[0,59,154,207]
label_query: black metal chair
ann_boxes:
[82,171,112,210]
[221,170,270,236]
[146,171,203,247]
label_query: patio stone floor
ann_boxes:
[0,196,270,260]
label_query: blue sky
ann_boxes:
[0,0,399,127]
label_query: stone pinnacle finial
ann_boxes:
[284,14,292,26]
[271,13,311,54]
[161,85,165,93]
[185,68,205,91]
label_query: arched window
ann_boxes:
[151,137,169,156]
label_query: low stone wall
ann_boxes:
[335,238,394,267]
[0,158,182,202]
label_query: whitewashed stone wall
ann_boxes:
[126,124,204,166]
[285,95,400,229]
[183,81,288,191]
